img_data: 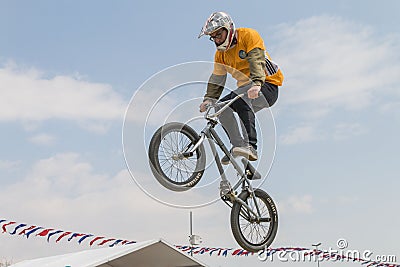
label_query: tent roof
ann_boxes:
[11,239,207,267]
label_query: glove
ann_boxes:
[199,99,215,113]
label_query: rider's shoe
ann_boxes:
[233,146,258,161]
[221,155,230,165]
[221,148,236,165]
[221,148,234,165]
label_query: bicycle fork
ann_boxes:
[207,127,265,221]
[185,124,265,221]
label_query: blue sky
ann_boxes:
[1,1,400,266]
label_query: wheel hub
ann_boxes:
[171,154,184,161]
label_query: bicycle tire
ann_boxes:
[148,122,206,192]
[230,188,278,252]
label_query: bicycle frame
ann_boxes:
[187,94,264,219]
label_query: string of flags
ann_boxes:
[0,218,136,247]
[1,217,399,267]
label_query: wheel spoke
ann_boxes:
[149,123,204,192]
[156,130,200,184]
[235,191,276,247]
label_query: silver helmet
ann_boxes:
[198,11,236,51]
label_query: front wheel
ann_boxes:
[230,189,278,252]
[148,122,206,192]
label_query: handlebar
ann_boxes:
[205,93,245,119]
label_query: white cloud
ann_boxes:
[280,125,322,145]
[0,153,186,257]
[0,160,20,170]
[275,15,400,113]
[279,195,314,214]
[28,133,56,145]
[0,62,126,124]
[20,153,111,197]
[124,89,179,126]
[123,61,221,129]
[0,153,242,261]
[280,122,366,145]
[77,120,113,134]
[380,101,400,120]
[272,15,400,144]
[333,123,366,140]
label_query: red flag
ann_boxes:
[56,232,71,243]
[98,238,115,246]
[232,249,242,256]
[36,228,54,237]
[89,236,104,246]
[2,221,16,233]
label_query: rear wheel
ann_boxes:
[148,122,206,191]
[230,189,278,252]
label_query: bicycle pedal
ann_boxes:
[221,195,229,201]
[219,180,232,196]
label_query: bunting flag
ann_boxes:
[25,227,43,238]
[78,234,93,244]
[2,221,16,233]
[68,233,85,242]
[98,238,115,246]
[47,230,63,242]
[56,231,72,243]
[37,228,54,237]
[18,225,36,236]
[109,239,122,247]
[89,236,104,246]
[0,217,398,267]
[9,223,27,235]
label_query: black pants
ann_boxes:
[218,82,278,150]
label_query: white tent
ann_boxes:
[10,239,207,267]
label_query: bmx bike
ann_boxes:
[148,93,278,252]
